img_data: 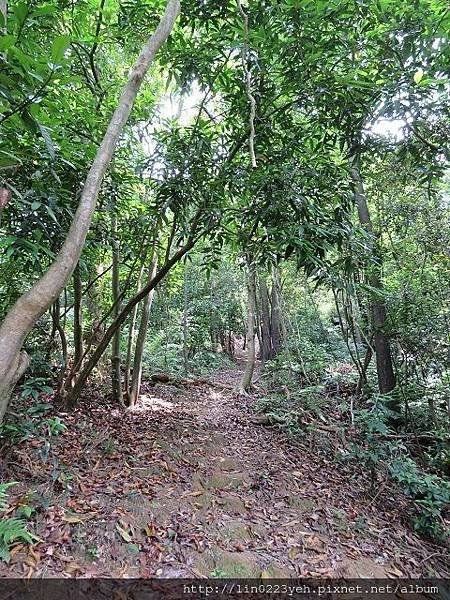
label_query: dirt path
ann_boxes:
[1,361,448,578]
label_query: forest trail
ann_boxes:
[1,361,448,579]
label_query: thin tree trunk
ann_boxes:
[86,263,106,347]
[356,337,373,395]
[182,264,189,375]
[73,264,84,371]
[0,0,180,423]
[0,188,11,229]
[128,252,158,407]
[125,263,145,397]
[239,261,257,392]
[270,268,284,358]
[64,234,197,407]
[259,275,272,363]
[111,212,123,405]
[52,297,69,396]
[350,158,396,399]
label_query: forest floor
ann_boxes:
[0,359,449,579]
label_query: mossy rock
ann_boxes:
[207,471,249,490]
[218,494,247,515]
[191,547,261,578]
[222,520,251,542]
[190,491,216,510]
[215,457,238,471]
[263,563,296,578]
[287,497,315,512]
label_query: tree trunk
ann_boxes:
[239,262,257,392]
[259,275,272,363]
[182,264,189,375]
[0,188,11,229]
[350,159,396,399]
[73,264,84,370]
[128,252,158,407]
[111,212,123,405]
[0,0,180,424]
[64,235,196,407]
[86,263,106,347]
[52,297,69,395]
[270,268,284,357]
[125,263,145,397]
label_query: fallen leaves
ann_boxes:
[1,366,448,580]
[115,525,132,543]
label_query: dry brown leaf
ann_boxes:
[62,512,86,524]
[180,490,204,498]
[116,525,132,542]
[304,535,325,553]
[64,562,83,575]
[386,566,404,578]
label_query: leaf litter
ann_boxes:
[1,360,449,578]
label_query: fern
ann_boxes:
[0,517,36,562]
[0,482,37,562]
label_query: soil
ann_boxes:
[0,360,448,578]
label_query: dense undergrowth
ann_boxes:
[255,310,450,543]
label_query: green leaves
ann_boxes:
[51,35,70,64]
[0,36,16,52]
[13,2,28,28]
[37,122,56,160]
[413,68,424,84]
[0,483,37,564]
[0,518,36,563]
[0,150,22,169]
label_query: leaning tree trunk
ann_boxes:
[239,262,257,392]
[0,0,180,423]
[128,251,158,407]
[65,236,197,407]
[350,157,396,399]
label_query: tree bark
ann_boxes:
[73,264,84,370]
[182,263,189,375]
[125,263,145,397]
[270,268,284,358]
[64,235,197,407]
[239,261,257,392]
[350,158,396,398]
[0,0,180,423]
[111,212,123,405]
[86,263,106,347]
[0,0,6,37]
[52,297,69,395]
[128,252,158,407]
[0,188,11,229]
[259,275,272,363]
